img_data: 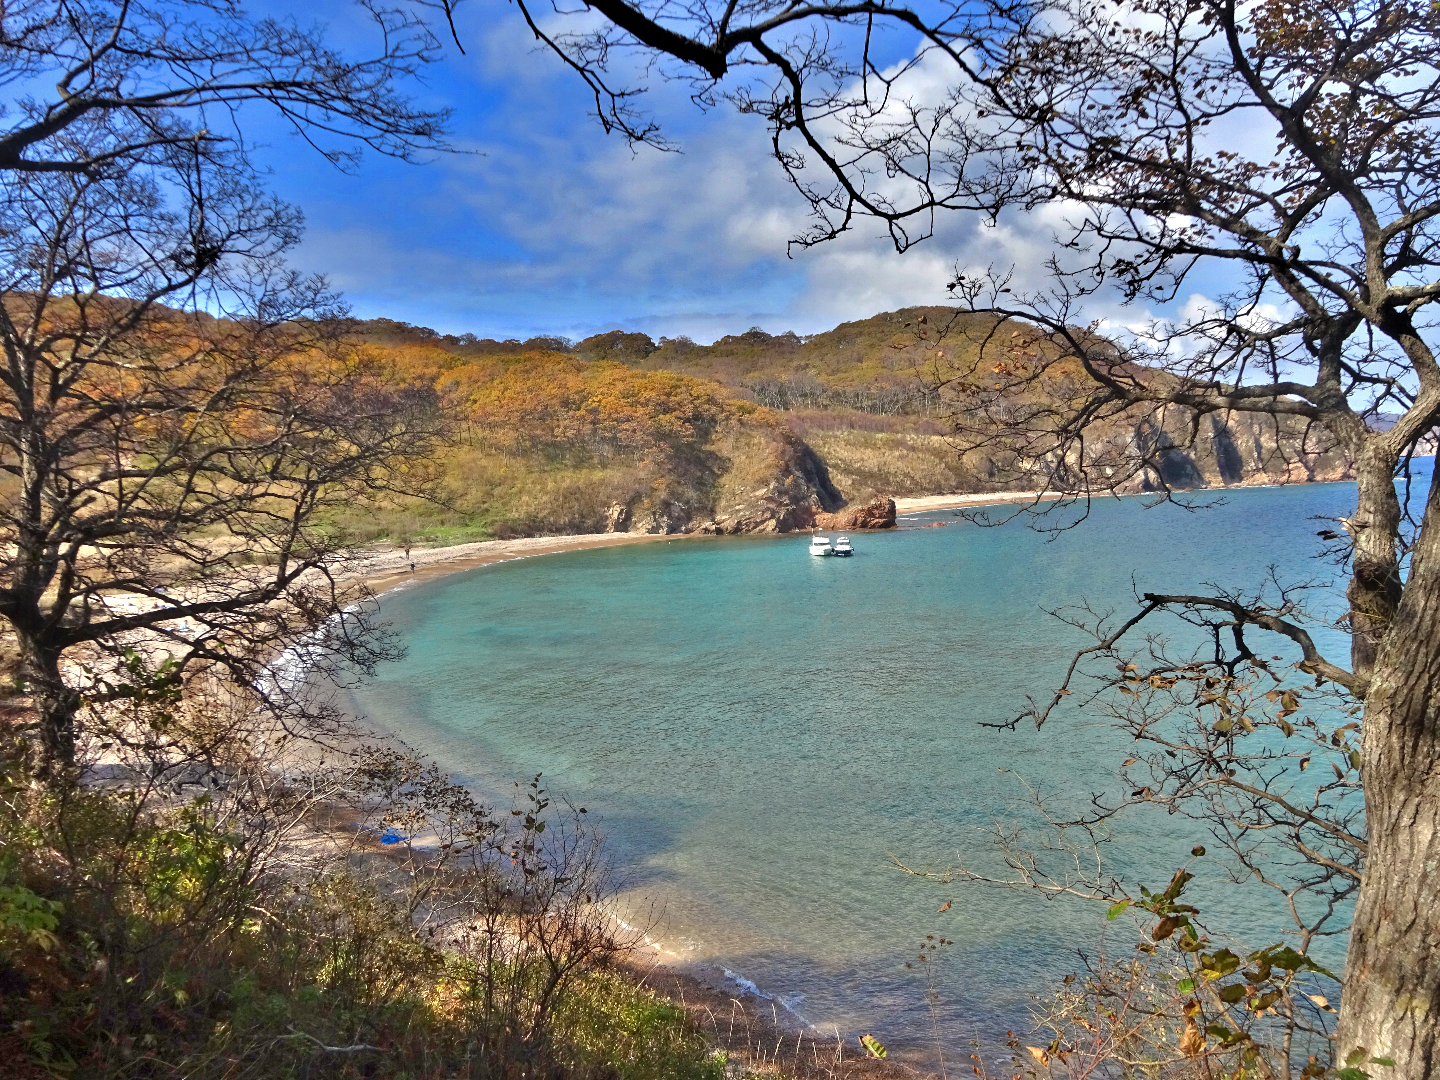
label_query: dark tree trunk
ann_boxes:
[1338,469,1440,1077]
[21,633,79,778]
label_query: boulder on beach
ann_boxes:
[814,496,897,531]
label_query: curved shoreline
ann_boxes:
[348,530,684,595]
[346,492,1063,597]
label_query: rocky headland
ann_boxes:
[338,309,1356,544]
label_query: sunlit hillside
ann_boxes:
[330,340,842,543]
[346,308,1353,543]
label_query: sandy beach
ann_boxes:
[349,530,684,594]
[892,490,1057,513]
[349,490,1057,596]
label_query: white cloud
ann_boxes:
[278,3,1212,343]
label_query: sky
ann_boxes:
[244,1,1230,345]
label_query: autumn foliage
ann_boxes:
[339,340,813,540]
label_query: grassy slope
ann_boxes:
[325,342,828,544]
[618,309,1022,505]
[617,309,1350,501]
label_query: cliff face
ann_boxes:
[1132,406,1352,491]
[987,403,1353,497]
[688,426,843,534]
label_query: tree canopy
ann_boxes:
[0,1,460,772]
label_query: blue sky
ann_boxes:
[242,1,1239,346]
[232,1,1015,342]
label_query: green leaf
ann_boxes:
[1205,1023,1245,1045]
[859,1035,886,1059]
[1199,949,1241,977]
[1255,945,1337,980]
[1177,978,1196,993]
[1106,899,1132,921]
[1254,990,1281,1012]
[1370,1057,1396,1068]
[1218,983,1246,1004]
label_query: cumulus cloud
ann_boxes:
[272,1,1201,343]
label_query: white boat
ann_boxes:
[833,535,854,556]
[809,535,834,556]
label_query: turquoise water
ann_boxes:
[346,472,1430,1054]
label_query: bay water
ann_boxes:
[344,469,1432,1056]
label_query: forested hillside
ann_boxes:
[347,309,1353,543]
[331,339,841,542]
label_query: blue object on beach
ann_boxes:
[380,832,404,845]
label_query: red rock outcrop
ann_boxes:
[813,496,897,531]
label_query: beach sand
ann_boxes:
[893,490,1057,514]
[348,490,1056,596]
[350,531,683,594]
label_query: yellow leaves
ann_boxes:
[859,1034,887,1058]
[445,355,734,459]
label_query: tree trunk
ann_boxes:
[21,635,79,778]
[1338,471,1440,1077]
[1346,445,1404,682]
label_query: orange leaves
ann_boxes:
[440,353,737,461]
[1178,1016,1206,1056]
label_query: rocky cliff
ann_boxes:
[961,401,1353,498]
[1129,404,1352,491]
[688,425,844,534]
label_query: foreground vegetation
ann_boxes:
[0,675,727,1080]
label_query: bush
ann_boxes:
[0,674,722,1079]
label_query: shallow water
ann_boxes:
[345,470,1431,1055]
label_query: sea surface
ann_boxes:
[344,466,1432,1058]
